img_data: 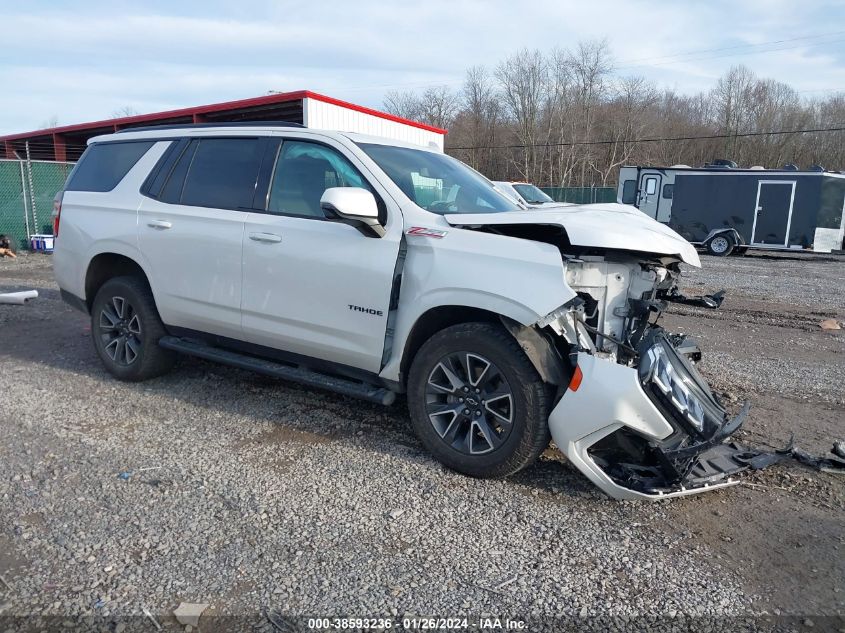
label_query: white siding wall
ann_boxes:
[303,98,445,151]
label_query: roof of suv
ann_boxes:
[88,125,443,153]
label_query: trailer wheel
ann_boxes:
[706,234,734,256]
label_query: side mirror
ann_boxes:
[320,187,385,237]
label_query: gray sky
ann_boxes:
[2,0,844,135]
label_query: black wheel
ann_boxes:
[91,276,175,381]
[407,322,551,478]
[706,233,734,256]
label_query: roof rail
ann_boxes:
[115,120,305,134]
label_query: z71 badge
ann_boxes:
[406,226,448,238]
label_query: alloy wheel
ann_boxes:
[99,296,142,366]
[424,351,515,455]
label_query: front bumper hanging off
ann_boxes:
[548,334,756,500]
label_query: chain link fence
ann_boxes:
[0,160,27,249]
[541,186,617,204]
[0,159,74,249]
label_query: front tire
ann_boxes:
[706,233,735,256]
[407,322,551,478]
[91,276,175,381]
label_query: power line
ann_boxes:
[616,30,845,67]
[797,87,845,94]
[446,125,845,151]
[616,38,845,71]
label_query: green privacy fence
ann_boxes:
[541,186,617,204]
[0,159,74,249]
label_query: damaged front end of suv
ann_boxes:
[540,252,751,499]
[445,205,753,500]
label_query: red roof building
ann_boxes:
[1,90,447,162]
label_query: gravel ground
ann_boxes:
[0,252,842,632]
[678,249,845,310]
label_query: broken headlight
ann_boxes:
[638,336,727,439]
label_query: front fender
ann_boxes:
[380,225,576,382]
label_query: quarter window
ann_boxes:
[267,140,373,218]
[66,141,154,192]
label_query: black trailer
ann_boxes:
[617,165,845,255]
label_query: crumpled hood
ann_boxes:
[444,202,701,267]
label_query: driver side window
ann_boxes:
[267,140,374,218]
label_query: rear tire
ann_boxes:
[407,322,551,478]
[706,233,735,256]
[91,276,175,382]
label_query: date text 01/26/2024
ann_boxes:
[307,617,528,630]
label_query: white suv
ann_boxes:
[53,122,750,500]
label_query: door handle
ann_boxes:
[147,220,172,229]
[249,232,282,243]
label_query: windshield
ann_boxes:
[358,143,518,215]
[512,183,554,204]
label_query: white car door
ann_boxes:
[241,138,402,374]
[138,136,265,339]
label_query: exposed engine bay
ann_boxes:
[445,210,843,499]
[447,212,748,498]
[552,252,678,359]
[540,250,844,498]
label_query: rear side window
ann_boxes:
[158,138,262,210]
[662,184,674,199]
[66,141,154,192]
[621,179,637,204]
[181,138,262,209]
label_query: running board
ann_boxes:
[158,336,396,405]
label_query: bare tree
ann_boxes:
[383,90,421,120]
[457,66,501,173]
[496,49,548,181]
[711,65,756,158]
[384,87,459,130]
[589,76,657,185]
[38,115,59,129]
[544,48,578,187]
[386,51,845,185]
[416,86,460,130]
[811,93,845,169]
[568,40,613,186]
[112,106,140,118]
